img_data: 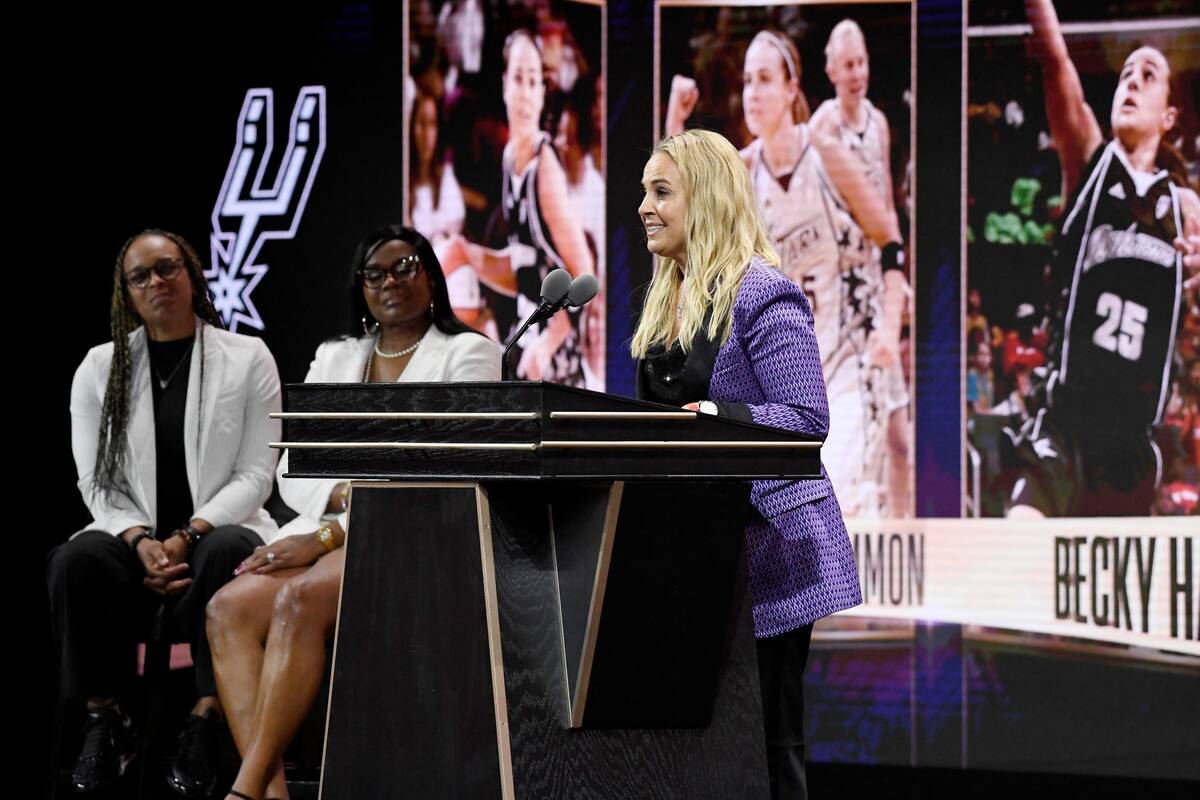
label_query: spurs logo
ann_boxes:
[208,86,327,331]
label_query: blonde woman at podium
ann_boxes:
[206,225,499,800]
[633,129,862,800]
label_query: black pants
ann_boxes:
[757,623,814,800]
[47,527,261,701]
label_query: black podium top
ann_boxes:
[273,381,821,481]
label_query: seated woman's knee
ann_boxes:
[194,526,255,558]
[206,578,260,633]
[272,573,329,626]
[46,531,126,586]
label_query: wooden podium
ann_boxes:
[273,382,821,799]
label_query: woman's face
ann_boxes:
[122,234,195,331]
[1111,47,1176,146]
[743,38,798,138]
[504,36,545,140]
[362,239,433,328]
[639,152,688,265]
[414,96,439,167]
[826,33,869,106]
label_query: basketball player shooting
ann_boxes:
[1007,0,1200,518]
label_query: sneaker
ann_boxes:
[165,709,221,798]
[70,704,136,793]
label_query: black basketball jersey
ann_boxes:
[501,132,568,311]
[1048,141,1183,426]
[499,133,584,386]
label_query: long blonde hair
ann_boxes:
[631,129,779,358]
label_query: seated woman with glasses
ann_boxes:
[205,224,500,800]
[48,229,281,798]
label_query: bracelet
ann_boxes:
[128,530,155,553]
[316,525,338,553]
[173,524,204,549]
[882,241,906,273]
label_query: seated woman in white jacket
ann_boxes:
[207,224,501,800]
[48,229,281,798]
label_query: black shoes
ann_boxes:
[165,709,221,798]
[70,705,136,794]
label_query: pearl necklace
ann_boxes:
[362,332,425,382]
[374,334,424,359]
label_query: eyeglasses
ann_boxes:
[358,254,423,288]
[124,259,185,290]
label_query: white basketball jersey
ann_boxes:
[746,126,872,373]
[822,98,889,203]
[823,98,889,293]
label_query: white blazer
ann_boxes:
[276,327,501,537]
[71,322,281,542]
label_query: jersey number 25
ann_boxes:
[1092,292,1147,361]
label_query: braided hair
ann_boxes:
[92,230,223,503]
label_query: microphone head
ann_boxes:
[540,269,572,306]
[565,274,600,307]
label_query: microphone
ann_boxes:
[502,269,572,381]
[559,274,599,310]
[539,268,574,307]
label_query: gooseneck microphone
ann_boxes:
[502,269,572,381]
[501,271,601,381]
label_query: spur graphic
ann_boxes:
[209,86,327,331]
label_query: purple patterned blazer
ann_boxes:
[638,258,863,638]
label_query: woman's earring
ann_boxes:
[362,315,380,336]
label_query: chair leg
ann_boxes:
[138,602,173,799]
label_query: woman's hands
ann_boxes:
[122,527,192,596]
[234,533,327,577]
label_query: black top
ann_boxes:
[147,336,194,532]
[641,341,688,406]
[635,313,751,422]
